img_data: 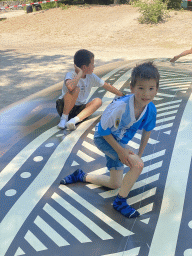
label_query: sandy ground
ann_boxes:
[0,5,192,111]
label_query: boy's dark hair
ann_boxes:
[74,49,94,68]
[130,62,160,89]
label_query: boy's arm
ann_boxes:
[170,48,192,62]
[65,65,84,92]
[137,129,151,158]
[102,82,124,97]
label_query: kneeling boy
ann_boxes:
[60,62,159,218]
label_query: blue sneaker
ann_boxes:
[60,169,85,185]
[113,195,140,218]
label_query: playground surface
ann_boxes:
[0,58,192,256]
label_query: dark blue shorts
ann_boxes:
[94,136,129,171]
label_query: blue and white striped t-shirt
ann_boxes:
[94,94,157,144]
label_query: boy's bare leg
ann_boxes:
[63,87,80,115]
[85,154,143,195]
[58,87,80,129]
[66,98,102,130]
[85,169,124,189]
[118,154,144,198]
[112,154,143,218]
[78,98,102,121]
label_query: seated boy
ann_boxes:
[60,62,159,218]
[57,49,124,130]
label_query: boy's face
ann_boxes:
[130,79,158,108]
[82,58,95,75]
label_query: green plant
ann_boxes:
[40,1,57,10]
[134,0,168,24]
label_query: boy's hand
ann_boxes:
[74,64,84,77]
[118,148,135,168]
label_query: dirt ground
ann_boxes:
[0,5,192,111]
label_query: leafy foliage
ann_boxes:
[133,0,169,24]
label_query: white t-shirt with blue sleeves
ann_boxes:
[59,71,104,106]
[95,94,157,144]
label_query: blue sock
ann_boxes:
[113,195,140,218]
[60,169,85,185]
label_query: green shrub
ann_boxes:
[134,0,168,24]
[40,1,57,10]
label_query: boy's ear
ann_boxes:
[81,65,87,72]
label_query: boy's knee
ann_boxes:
[133,155,144,172]
[111,179,122,189]
[68,86,80,95]
[94,98,102,107]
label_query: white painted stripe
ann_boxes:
[134,133,159,144]
[157,104,180,112]
[101,62,135,81]
[142,161,163,174]
[161,85,190,90]
[86,184,101,189]
[89,167,109,175]
[87,133,94,140]
[99,189,119,199]
[127,140,140,149]
[156,116,175,124]
[154,97,163,100]
[132,173,160,190]
[59,186,133,237]
[34,216,69,246]
[0,126,59,190]
[0,117,99,255]
[24,231,47,251]
[14,247,25,256]
[155,100,182,108]
[140,218,150,224]
[139,203,154,215]
[43,203,91,243]
[128,187,157,205]
[157,92,175,98]
[148,93,192,256]
[102,70,132,103]
[157,109,178,117]
[160,79,191,84]
[102,247,140,256]
[124,88,131,92]
[171,88,189,91]
[71,161,79,166]
[52,193,113,240]
[76,150,95,162]
[82,141,105,156]
[154,123,173,131]
[141,150,166,162]
[161,82,191,87]
[164,130,171,135]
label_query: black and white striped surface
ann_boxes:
[0,59,192,256]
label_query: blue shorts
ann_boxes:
[94,136,129,171]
